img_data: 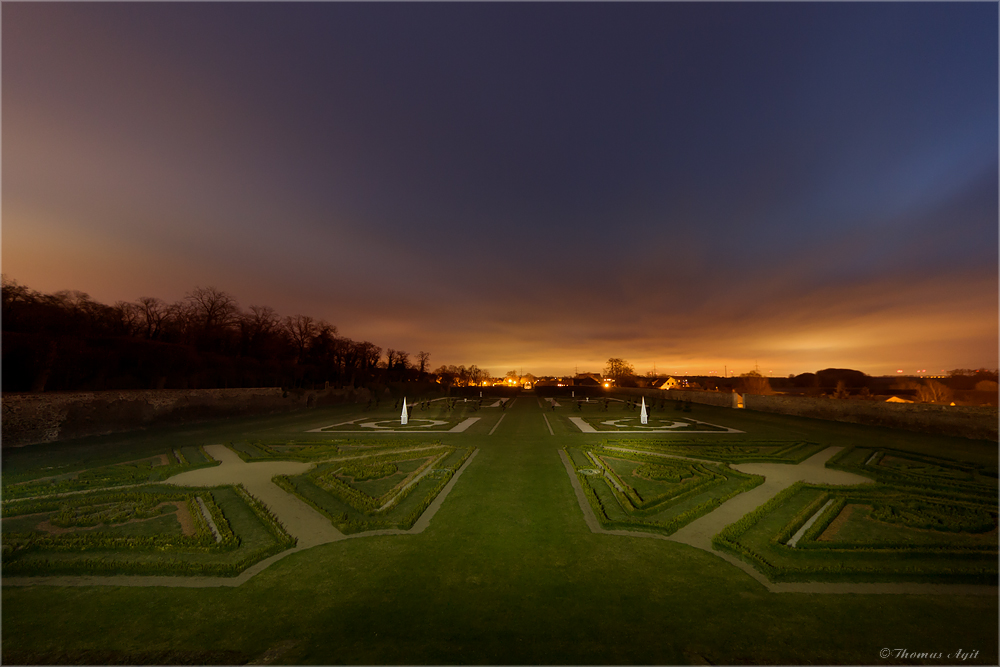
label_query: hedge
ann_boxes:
[572,448,765,537]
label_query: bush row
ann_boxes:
[2,490,246,558]
[773,491,835,546]
[606,440,822,463]
[197,493,239,546]
[579,459,764,536]
[273,446,472,534]
[2,459,219,500]
[576,470,610,522]
[340,462,399,481]
[2,536,294,578]
[712,483,803,573]
[313,448,451,513]
[232,485,297,549]
[49,495,166,528]
[587,449,727,514]
[712,483,998,583]
[272,475,346,526]
[240,438,430,462]
[788,491,997,549]
[827,446,995,498]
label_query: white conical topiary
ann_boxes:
[640,396,648,425]
[401,398,408,425]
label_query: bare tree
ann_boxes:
[917,380,953,404]
[740,371,774,395]
[137,297,170,339]
[604,358,635,386]
[185,286,239,335]
[284,315,317,364]
[417,351,431,377]
[112,301,142,337]
[395,350,410,371]
[239,305,281,358]
[1,274,34,309]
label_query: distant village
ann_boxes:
[469,368,999,408]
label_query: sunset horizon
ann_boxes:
[3,2,996,383]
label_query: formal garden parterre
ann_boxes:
[564,443,764,536]
[272,442,473,533]
[1,483,295,577]
[2,396,997,665]
[2,445,218,499]
[712,482,997,584]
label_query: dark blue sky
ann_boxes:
[4,2,997,376]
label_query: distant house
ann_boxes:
[574,376,601,387]
[654,376,682,390]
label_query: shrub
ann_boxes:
[340,462,398,481]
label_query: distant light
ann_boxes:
[896,370,903,373]
[604,382,610,387]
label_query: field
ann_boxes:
[2,391,997,664]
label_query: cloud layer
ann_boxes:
[3,3,996,376]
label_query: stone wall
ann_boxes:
[615,387,998,441]
[1,386,371,447]
[616,387,739,408]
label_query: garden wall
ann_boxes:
[1,386,371,447]
[616,388,998,441]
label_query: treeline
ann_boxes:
[1,276,429,392]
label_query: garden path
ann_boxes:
[558,448,997,596]
[4,447,479,588]
[167,445,342,548]
[668,446,871,550]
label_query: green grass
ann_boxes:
[276,445,471,533]
[714,483,997,584]
[608,439,828,463]
[827,445,997,497]
[571,445,764,534]
[1,455,219,499]
[2,485,292,576]
[1,395,997,664]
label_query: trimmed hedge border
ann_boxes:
[826,446,996,498]
[2,485,295,577]
[567,446,765,537]
[605,439,825,464]
[712,483,998,584]
[274,446,472,533]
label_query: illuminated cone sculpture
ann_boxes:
[401,398,409,425]
[640,397,648,425]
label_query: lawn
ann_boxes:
[2,393,997,664]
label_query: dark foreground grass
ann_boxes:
[2,396,998,664]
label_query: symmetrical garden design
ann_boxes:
[270,441,473,533]
[826,445,998,495]
[713,482,997,584]
[701,445,999,584]
[564,443,763,535]
[1,437,475,578]
[564,439,999,585]
[1,483,295,577]
[308,417,480,433]
[568,416,743,434]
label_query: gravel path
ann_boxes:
[558,448,997,596]
[3,447,479,588]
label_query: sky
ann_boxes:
[3,2,997,378]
